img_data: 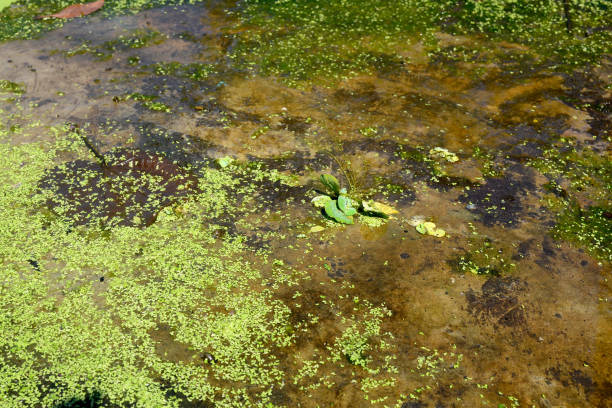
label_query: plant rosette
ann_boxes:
[313,174,397,225]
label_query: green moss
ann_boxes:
[62,29,167,60]
[0,136,298,406]
[113,92,158,103]
[0,122,412,406]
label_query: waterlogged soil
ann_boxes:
[0,3,610,408]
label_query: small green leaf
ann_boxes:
[416,223,428,234]
[311,195,332,208]
[217,156,234,168]
[320,174,340,196]
[337,195,357,216]
[324,200,354,224]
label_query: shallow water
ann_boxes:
[0,3,610,408]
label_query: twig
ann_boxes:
[562,0,573,33]
[68,122,107,168]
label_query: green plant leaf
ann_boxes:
[324,200,353,224]
[311,195,332,208]
[320,174,340,196]
[337,195,357,216]
[0,0,18,12]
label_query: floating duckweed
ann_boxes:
[232,0,611,84]
[553,204,611,263]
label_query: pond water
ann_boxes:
[0,2,610,407]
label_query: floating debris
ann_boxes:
[361,200,398,218]
[415,221,446,237]
[429,147,459,163]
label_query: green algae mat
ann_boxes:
[0,1,611,407]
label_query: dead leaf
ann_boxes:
[37,0,104,19]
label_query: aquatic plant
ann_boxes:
[312,174,397,225]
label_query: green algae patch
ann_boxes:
[231,0,611,85]
[0,132,413,406]
[553,204,611,263]
[0,138,296,407]
[531,145,611,262]
[231,0,435,85]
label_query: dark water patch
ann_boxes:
[333,87,381,110]
[369,176,417,205]
[545,365,612,406]
[251,178,310,207]
[279,115,311,134]
[459,165,536,227]
[342,138,402,156]
[401,401,426,408]
[325,257,350,279]
[513,239,536,261]
[496,123,556,162]
[39,148,199,228]
[570,369,594,393]
[136,122,221,166]
[562,70,612,139]
[465,277,528,328]
[259,151,330,174]
[27,258,41,271]
[195,98,263,128]
[52,391,106,408]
